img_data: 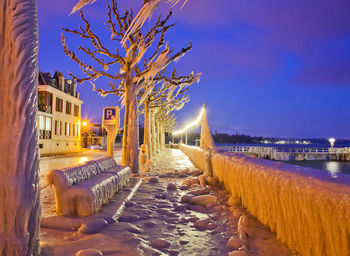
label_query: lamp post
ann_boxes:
[81,121,89,148]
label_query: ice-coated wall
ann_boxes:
[0,1,40,255]
[180,144,350,256]
[179,144,208,172]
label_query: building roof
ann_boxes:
[39,71,78,98]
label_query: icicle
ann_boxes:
[121,0,162,46]
[70,0,97,15]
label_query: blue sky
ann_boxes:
[37,0,350,139]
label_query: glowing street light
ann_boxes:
[172,106,204,145]
[82,121,88,127]
[172,107,204,136]
[329,138,335,148]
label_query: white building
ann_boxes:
[37,71,83,155]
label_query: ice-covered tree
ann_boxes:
[71,0,189,45]
[139,68,199,158]
[62,0,194,173]
[0,0,40,255]
[150,86,190,152]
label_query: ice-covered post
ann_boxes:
[200,103,215,149]
[102,107,120,158]
[0,0,41,255]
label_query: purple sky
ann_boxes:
[37,0,350,139]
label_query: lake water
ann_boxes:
[282,160,350,177]
[216,143,350,176]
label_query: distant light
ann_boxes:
[82,121,88,127]
[329,138,335,143]
[173,107,204,135]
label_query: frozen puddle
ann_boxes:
[40,149,297,256]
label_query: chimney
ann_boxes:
[73,83,77,97]
[59,75,65,91]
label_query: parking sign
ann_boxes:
[103,106,119,127]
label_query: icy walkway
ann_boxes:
[40,148,296,256]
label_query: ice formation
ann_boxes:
[180,144,350,256]
[47,157,131,216]
[0,1,40,255]
[200,104,215,149]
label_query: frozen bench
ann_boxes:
[47,157,130,216]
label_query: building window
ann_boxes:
[66,102,72,115]
[38,92,52,114]
[45,117,52,131]
[38,116,45,130]
[38,116,52,139]
[65,122,70,136]
[55,121,62,135]
[74,124,78,137]
[74,105,79,117]
[56,98,63,112]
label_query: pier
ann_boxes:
[217,145,350,161]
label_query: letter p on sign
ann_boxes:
[106,109,114,119]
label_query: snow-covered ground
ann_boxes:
[40,148,296,256]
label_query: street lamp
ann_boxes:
[329,138,335,148]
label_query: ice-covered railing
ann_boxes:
[180,144,350,256]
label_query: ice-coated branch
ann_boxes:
[61,33,124,83]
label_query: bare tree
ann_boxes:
[61,0,195,173]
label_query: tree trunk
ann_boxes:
[0,1,40,255]
[156,120,160,153]
[159,124,163,150]
[143,100,151,159]
[122,85,139,173]
[151,110,156,156]
[161,126,165,149]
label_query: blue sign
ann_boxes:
[104,108,116,120]
[103,106,119,127]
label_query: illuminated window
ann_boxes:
[45,117,52,131]
[38,116,44,130]
[74,125,78,136]
[55,121,61,135]
[65,122,70,136]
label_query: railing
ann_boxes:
[38,104,52,114]
[39,130,51,139]
[217,146,350,155]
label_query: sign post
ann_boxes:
[103,106,120,158]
